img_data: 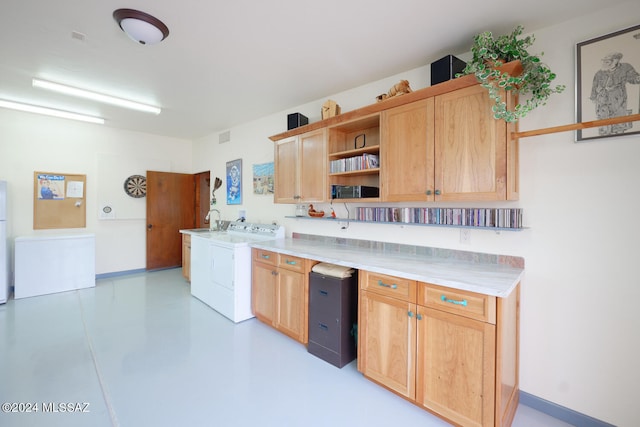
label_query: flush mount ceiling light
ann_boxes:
[0,99,105,124]
[33,79,161,115]
[113,9,169,45]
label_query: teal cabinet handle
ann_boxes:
[285,259,297,265]
[260,254,270,259]
[377,280,397,289]
[441,295,467,307]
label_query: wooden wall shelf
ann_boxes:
[270,62,523,142]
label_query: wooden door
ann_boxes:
[381,98,435,202]
[194,171,211,228]
[251,261,276,325]
[276,268,305,342]
[434,85,507,201]
[274,138,298,203]
[298,129,326,202]
[416,306,496,427]
[146,171,195,270]
[358,290,416,399]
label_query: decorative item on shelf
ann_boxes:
[295,204,307,217]
[354,133,366,149]
[376,80,413,102]
[321,99,341,120]
[307,204,325,218]
[456,25,565,122]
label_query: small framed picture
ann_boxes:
[226,159,242,205]
[576,24,640,141]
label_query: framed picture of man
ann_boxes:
[576,24,640,141]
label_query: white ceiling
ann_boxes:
[0,0,625,140]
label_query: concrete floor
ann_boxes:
[0,268,574,427]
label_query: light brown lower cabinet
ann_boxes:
[251,248,316,344]
[181,234,191,281]
[358,270,520,427]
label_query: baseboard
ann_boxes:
[95,268,147,280]
[519,391,616,427]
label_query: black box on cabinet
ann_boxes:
[431,55,467,86]
[308,271,358,368]
[287,112,309,130]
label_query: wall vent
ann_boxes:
[71,31,86,42]
[219,130,231,144]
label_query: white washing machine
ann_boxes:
[190,222,284,322]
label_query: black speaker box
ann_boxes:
[431,55,467,86]
[287,113,309,130]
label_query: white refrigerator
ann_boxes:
[0,180,8,303]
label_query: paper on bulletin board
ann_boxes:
[67,181,84,198]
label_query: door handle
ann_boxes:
[147,224,152,230]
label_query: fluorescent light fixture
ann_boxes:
[32,79,161,115]
[0,99,105,124]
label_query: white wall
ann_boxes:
[193,3,640,425]
[0,110,193,274]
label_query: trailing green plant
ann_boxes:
[457,25,565,122]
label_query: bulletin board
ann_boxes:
[33,171,87,229]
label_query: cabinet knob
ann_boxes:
[435,189,441,195]
[426,190,432,196]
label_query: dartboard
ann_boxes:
[124,175,147,198]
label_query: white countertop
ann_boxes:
[251,238,523,298]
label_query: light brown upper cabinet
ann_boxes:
[381,85,518,202]
[274,128,327,204]
[434,84,518,201]
[270,65,520,204]
[381,98,435,201]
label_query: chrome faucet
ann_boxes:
[205,208,221,230]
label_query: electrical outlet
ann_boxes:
[238,209,246,220]
[460,229,471,244]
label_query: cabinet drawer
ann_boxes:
[418,282,496,324]
[278,254,306,273]
[253,248,277,266]
[361,271,416,303]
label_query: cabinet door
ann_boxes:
[358,290,416,399]
[182,234,191,281]
[416,306,496,427]
[276,268,306,342]
[252,261,276,326]
[274,137,298,203]
[298,129,327,202]
[381,98,434,202]
[434,84,507,201]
